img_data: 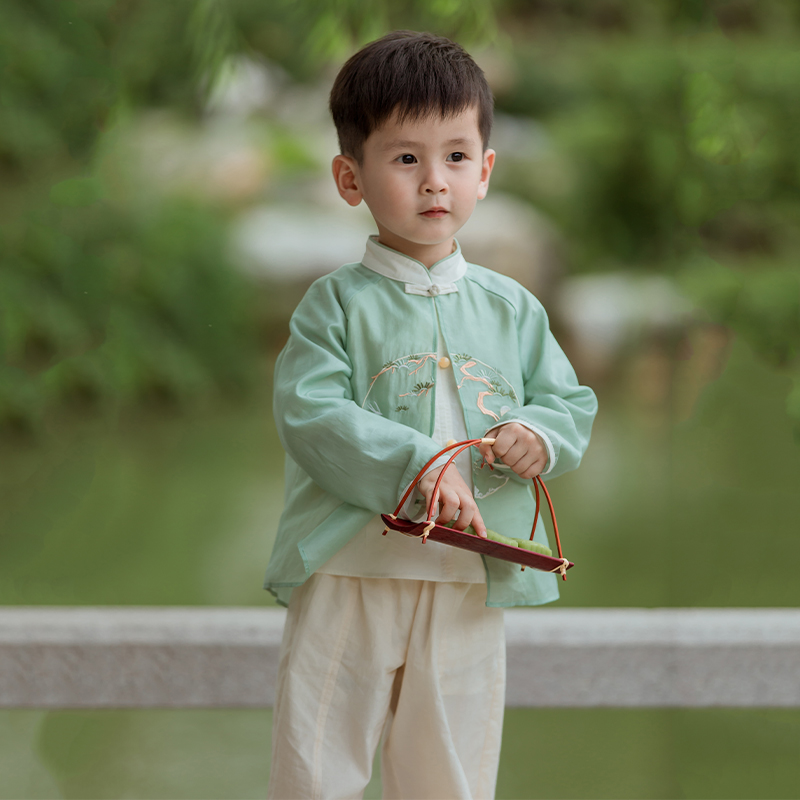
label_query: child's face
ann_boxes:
[333,106,495,267]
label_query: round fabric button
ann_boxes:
[428,285,441,296]
[438,357,451,369]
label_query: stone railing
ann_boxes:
[2,607,799,708]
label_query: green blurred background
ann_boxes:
[2,0,800,797]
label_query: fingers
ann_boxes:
[434,487,486,538]
[489,424,519,463]
[417,468,443,515]
[421,468,487,538]
[477,430,500,465]
[514,453,548,480]
[443,501,487,539]
[459,505,487,538]
[435,488,460,526]
[489,424,547,478]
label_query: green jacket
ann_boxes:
[265,238,597,607]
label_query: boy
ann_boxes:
[265,31,597,799]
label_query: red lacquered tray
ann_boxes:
[382,438,573,579]
[380,515,573,574]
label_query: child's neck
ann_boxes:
[377,235,456,269]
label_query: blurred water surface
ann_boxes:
[2,336,800,797]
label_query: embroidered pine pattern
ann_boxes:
[361,352,437,412]
[400,381,435,398]
[379,353,432,374]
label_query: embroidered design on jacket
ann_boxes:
[361,352,437,414]
[472,452,510,498]
[451,354,520,421]
[400,381,434,398]
[364,400,383,416]
[474,479,509,499]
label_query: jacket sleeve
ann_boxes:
[488,290,597,481]
[273,276,441,514]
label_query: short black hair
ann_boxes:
[329,30,494,163]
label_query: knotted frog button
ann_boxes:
[428,285,441,296]
[438,357,451,369]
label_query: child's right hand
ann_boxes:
[417,466,487,538]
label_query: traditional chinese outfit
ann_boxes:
[265,236,597,800]
[265,236,597,608]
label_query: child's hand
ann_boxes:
[478,423,548,480]
[417,466,487,538]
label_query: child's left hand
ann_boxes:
[477,423,548,480]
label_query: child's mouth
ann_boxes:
[421,209,448,218]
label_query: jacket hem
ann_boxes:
[484,592,561,609]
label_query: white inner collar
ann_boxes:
[360,236,466,296]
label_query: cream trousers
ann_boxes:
[267,574,506,800]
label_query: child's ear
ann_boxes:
[477,149,496,200]
[332,155,363,207]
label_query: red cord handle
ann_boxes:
[391,439,564,564]
[391,438,489,518]
[534,474,564,562]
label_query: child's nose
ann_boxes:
[421,166,447,194]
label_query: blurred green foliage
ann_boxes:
[496,35,800,268]
[491,1,800,436]
[0,0,500,435]
[0,1,259,434]
[0,196,259,432]
[3,0,800,437]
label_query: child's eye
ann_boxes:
[399,154,416,164]
[448,152,465,162]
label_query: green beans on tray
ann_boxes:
[442,521,552,557]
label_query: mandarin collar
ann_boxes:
[360,236,466,296]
